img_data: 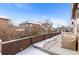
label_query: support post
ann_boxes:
[72,19,77,35]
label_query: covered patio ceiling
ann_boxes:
[72,3,78,19]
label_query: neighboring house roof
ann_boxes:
[0,15,10,20]
[0,18,10,21]
[19,22,40,26]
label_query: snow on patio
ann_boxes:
[16,34,79,55]
[33,34,79,55]
[16,35,59,55]
[16,46,50,55]
[33,35,59,48]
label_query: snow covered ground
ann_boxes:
[16,35,59,55]
[33,35,59,49]
[16,34,79,55]
[16,46,50,55]
[34,34,79,55]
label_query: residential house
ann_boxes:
[19,22,43,36]
[0,18,10,30]
[19,22,53,36]
[41,23,53,34]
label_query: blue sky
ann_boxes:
[0,3,71,27]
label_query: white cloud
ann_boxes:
[0,15,10,19]
[12,21,20,26]
[28,17,70,28]
[14,3,22,8]
[11,16,70,28]
[14,3,32,10]
[50,17,70,28]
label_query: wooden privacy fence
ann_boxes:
[0,40,2,54]
[2,33,60,55]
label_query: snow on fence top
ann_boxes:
[2,34,45,44]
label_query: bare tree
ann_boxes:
[42,19,53,34]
